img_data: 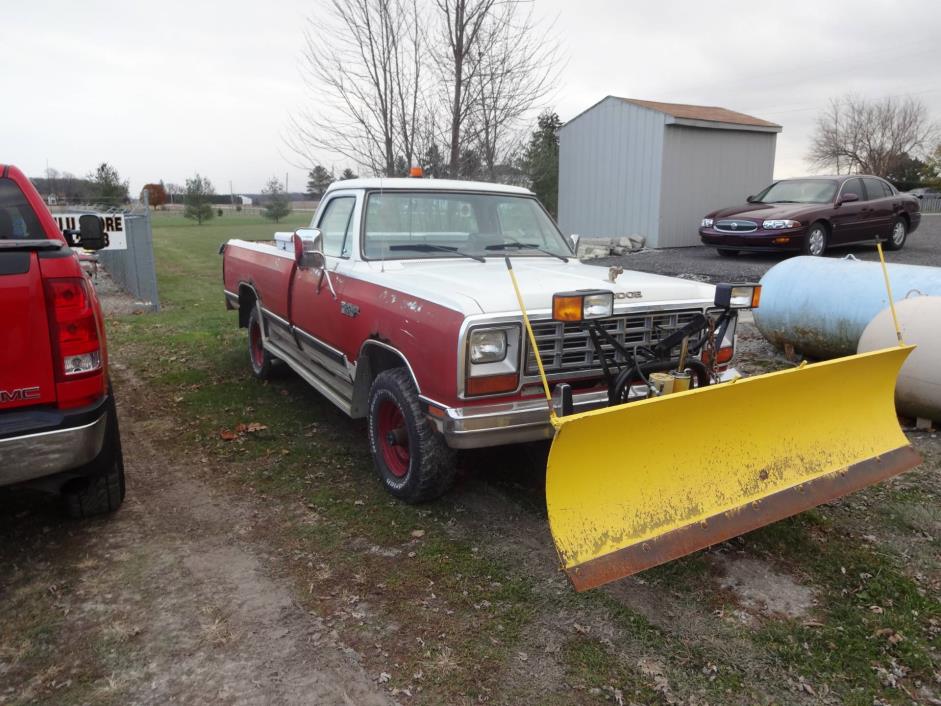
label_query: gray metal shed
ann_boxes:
[558,96,782,248]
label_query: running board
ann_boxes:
[264,339,354,416]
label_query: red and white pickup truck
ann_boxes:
[0,164,124,517]
[222,178,736,501]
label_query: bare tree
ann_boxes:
[287,0,424,176]
[433,0,497,176]
[808,95,937,177]
[472,2,560,180]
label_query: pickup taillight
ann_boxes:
[44,278,102,381]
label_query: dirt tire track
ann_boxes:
[1,362,393,706]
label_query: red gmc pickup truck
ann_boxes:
[0,164,125,517]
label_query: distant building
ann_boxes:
[239,195,253,206]
[559,97,781,248]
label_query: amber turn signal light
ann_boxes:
[552,290,614,322]
[466,373,519,396]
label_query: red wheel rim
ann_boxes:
[249,319,264,369]
[377,399,410,477]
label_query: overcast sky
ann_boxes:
[4,0,939,194]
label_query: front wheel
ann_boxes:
[885,217,907,251]
[367,368,456,503]
[803,222,828,256]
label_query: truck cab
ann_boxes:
[0,164,124,517]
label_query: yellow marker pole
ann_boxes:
[875,241,904,346]
[505,257,559,428]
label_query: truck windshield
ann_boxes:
[362,191,572,260]
[0,178,45,240]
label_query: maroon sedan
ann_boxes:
[699,175,921,257]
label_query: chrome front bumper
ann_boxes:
[433,369,741,449]
[0,410,108,486]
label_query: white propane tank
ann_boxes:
[857,296,941,422]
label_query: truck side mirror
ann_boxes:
[65,215,110,250]
[569,234,580,254]
[293,228,325,269]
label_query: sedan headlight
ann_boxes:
[762,219,801,230]
[469,329,507,364]
[701,218,714,228]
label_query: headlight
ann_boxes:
[762,219,801,229]
[552,290,614,321]
[714,283,761,309]
[469,329,507,363]
[701,218,714,228]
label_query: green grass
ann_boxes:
[97,211,941,704]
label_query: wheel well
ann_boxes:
[237,284,257,328]
[350,342,416,418]
[898,212,910,228]
[810,219,831,236]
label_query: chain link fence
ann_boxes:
[49,195,160,311]
[96,211,160,311]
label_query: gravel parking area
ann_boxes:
[596,214,940,284]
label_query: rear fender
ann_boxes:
[237,282,260,328]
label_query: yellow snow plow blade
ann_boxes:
[547,345,921,591]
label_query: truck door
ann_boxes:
[289,191,359,381]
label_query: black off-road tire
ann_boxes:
[64,398,126,518]
[716,249,739,257]
[367,368,456,503]
[248,305,274,379]
[885,217,908,251]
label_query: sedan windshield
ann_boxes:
[754,179,838,204]
[362,191,572,260]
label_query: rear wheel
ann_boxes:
[367,368,456,503]
[885,217,907,251]
[716,249,739,257]
[248,305,274,379]
[803,222,828,256]
[63,397,125,518]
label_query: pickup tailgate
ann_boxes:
[0,246,56,411]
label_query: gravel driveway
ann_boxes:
[594,214,940,283]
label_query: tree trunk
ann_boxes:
[449,1,465,177]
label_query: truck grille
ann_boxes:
[525,308,704,376]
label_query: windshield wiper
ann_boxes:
[388,243,485,262]
[769,200,798,203]
[485,240,569,262]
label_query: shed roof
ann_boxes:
[563,96,781,133]
[618,98,781,129]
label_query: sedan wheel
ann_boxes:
[804,224,827,256]
[885,218,907,251]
